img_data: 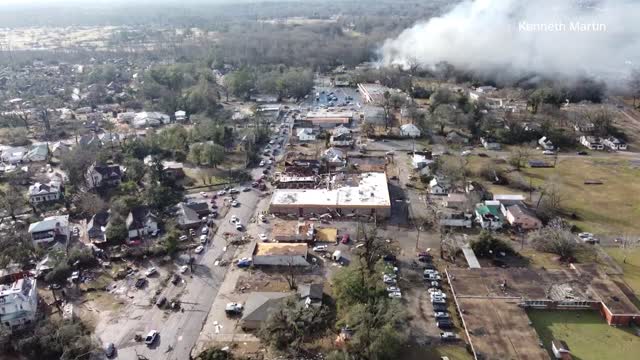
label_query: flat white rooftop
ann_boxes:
[271,172,390,208]
[306,109,354,119]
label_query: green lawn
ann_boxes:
[605,247,640,296]
[528,310,640,360]
[465,154,640,235]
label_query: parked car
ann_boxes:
[235,223,243,231]
[388,291,402,299]
[259,234,269,242]
[429,281,441,289]
[386,286,400,293]
[231,215,238,223]
[217,190,226,195]
[433,304,447,312]
[440,332,457,341]
[542,150,556,155]
[242,187,251,192]
[437,320,453,329]
[259,214,267,222]
[179,235,188,242]
[341,234,350,244]
[171,274,181,285]
[577,151,588,155]
[225,302,244,315]
[431,297,446,305]
[313,245,328,252]
[144,267,157,277]
[237,258,252,268]
[201,226,209,234]
[179,265,189,273]
[434,312,450,319]
[144,330,159,345]
[200,235,207,244]
[156,296,167,307]
[231,200,239,207]
[194,245,204,254]
[104,343,116,358]
[135,278,146,288]
[229,188,240,194]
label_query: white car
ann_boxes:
[259,234,269,242]
[259,160,265,167]
[428,287,442,294]
[229,188,239,194]
[194,245,204,254]
[199,234,207,243]
[179,265,189,273]
[461,150,472,156]
[258,214,267,222]
[144,267,157,277]
[231,215,238,223]
[235,223,243,231]
[543,150,556,155]
[431,292,447,300]
[231,200,239,207]
[217,190,226,196]
[313,245,328,252]
[144,330,158,345]
[383,274,397,284]
[434,312,450,319]
[386,286,400,292]
[388,291,402,299]
[201,227,209,234]
[179,235,188,242]
[225,302,244,315]
[267,160,273,165]
[199,192,208,197]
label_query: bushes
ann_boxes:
[471,231,514,258]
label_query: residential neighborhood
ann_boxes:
[1,1,640,360]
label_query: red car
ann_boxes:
[341,234,350,244]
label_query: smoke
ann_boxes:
[381,0,640,87]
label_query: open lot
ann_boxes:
[528,309,640,360]
[605,247,640,296]
[464,153,640,235]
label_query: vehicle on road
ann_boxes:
[201,226,209,234]
[217,190,226,195]
[242,187,251,192]
[194,245,204,254]
[144,267,157,277]
[200,234,207,244]
[259,234,269,242]
[229,188,240,194]
[231,200,239,207]
[313,245,328,252]
[225,302,244,315]
[144,330,158,345]
[104,342,116,358]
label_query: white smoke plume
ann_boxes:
[381,0,640,87]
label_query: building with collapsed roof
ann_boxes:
[269,172,391,219]
[252,243,309,266]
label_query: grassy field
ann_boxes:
[528,309,640,360]
[605,247,640,296]
[464,153,640,235]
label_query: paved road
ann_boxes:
[98,111,294,360]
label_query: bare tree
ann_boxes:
[0,185,27,220]
[536,181,564,220]
[617,235,640,264]
[284,256,299,290]
[508,148,532,171]
[530,220,577,260]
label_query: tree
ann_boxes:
[629,69,640,108]
[0,184,26,220]
[123,157,146,183]
[429,88,456,109]
[508,148,532,171]
[381,90,392,130]
[617,235,639,264]
[354,225,390,275]
[195,347,234,360]
[258,297,331,353]
[536,182,564,221]
[530,219,577,260]
[528,87,564,114]
[586,110,614,137]
[470,231,514,258]
[226,68,254,99]
[105,215,128,244]
[162,229,180,256]
[60,145,98,189]
[431,104,454,135]
[73,192,107,218]
[14,317,99,360]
